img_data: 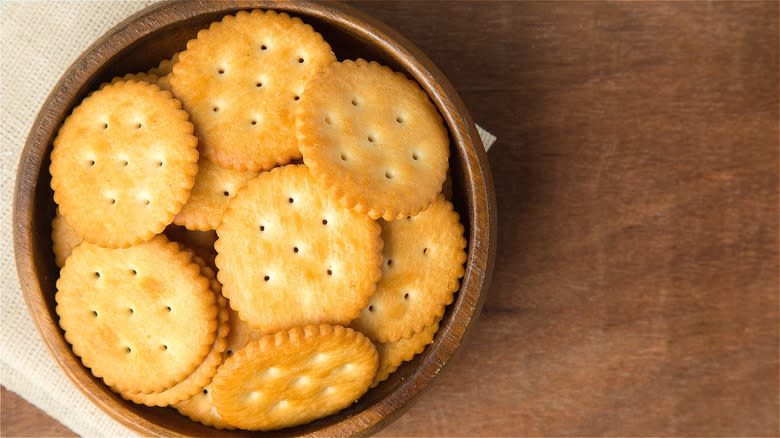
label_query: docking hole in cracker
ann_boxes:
[351,195,466,343]
[48,7,469,431]
[50,80,199,248]
[122,258,229,406]
[210,325,377,431]
[297,59,449,220]
[55,236,219,394]
[171,9,336,172]
[215,164,382,333]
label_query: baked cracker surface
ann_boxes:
[173,307,262,429]
[50,80,199,248]
[52,213,83,268]
[210,325,377,431]
[171,9,336,171]
[371,317,441,387]
[297,59,449,220]
[121,255,230,406]
[173,158,258,231]
[55,236,218,394]
[215,164,382,333]
[351,195,466,343]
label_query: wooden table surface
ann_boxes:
[3,1,778,436]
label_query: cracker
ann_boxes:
[215,165,382,332]
[157,73,173,92]
[173,158,258,231]
[50,80,199,248]
[224,309,265,358]
[122,258,230,406]
[55,235,219,394]
[173,383,234,430]
[173,308,262,429]
[171,10,336,171]
[371,317,441,387]
[52,213,83,268]
[210,325,377,431]
[107,72,160,87]
[296,59,449,220]
[351,195,466,343]
[149,52,180,92]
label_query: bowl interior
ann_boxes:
[19,1,489,436]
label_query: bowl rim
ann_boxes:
[12,0,497,436]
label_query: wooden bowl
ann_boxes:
[12,1,496,436]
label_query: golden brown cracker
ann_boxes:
[156,74,173,92]
[173,158,258,231]
[52,213,83,268]
[224,308,264,358]
[171,10,336,171]
[174,383,234,430]
[371,317,441,387]
[50,80,199,248]
[55,235,219,394]
[297,59,449,220]
[122,260,230,406]
[351,195,466,343]
[107,72,159,87]
[210,325,377,431]
[215,165,382,333]
[150,52,180,92]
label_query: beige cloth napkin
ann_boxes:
[0,2,495,436]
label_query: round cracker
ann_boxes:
[296,59,449,220]
[351,195,466,343]
[52,213,83,268]
[50,80,199,248]
[371,317,441,388]
[215,164,382,333]
[173,158,258,231]
[121,258,230,406]
[55,236,219,394]
[171,10,336,171]
[210,325,377,431]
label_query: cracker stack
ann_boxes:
[49,8,467,432]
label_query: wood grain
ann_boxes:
[4,0,779,436]
[1,388,77,438]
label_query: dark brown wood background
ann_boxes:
[3,1,778,436]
